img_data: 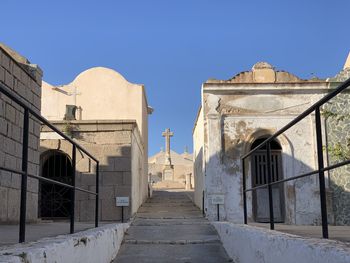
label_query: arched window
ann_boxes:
[39,150,72,218]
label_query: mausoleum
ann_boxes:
[193,60,350,225]
[40,67,152,221]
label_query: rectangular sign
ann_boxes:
[116,197,129,207]
[211,194,225,205]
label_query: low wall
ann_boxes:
[0,223,129,263]
[213,222,350,263]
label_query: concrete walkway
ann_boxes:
[113,190,232,263]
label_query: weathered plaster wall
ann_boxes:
[0,223,129,263]
[40,121,145,221]
[213,222,350,263]
[220,115,319,224]
[193,107,204,210]
[201,82,330,224]
[0,44,42,222]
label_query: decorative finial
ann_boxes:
[184,146,188,153]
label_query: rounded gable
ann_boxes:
[71,67,129,86]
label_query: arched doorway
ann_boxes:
[251,138,285,223]
[39,150,72,219]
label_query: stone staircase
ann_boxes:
[152,180,185,189]
[113,190,232,263]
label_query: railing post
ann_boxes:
[95,161,99,228]
[70,145,76,234]
[266,142,275,230]
[202,190,205,216]
[242,158,247,224]
[19,109,29,243]
[315,107,329,238]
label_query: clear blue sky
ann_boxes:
[2,0,349,156]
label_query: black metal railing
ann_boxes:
[0,82,100,243]
[241,77,350,239]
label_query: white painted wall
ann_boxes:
[0,223,129,263]
[200,83,330,224]
[213,222,350,263]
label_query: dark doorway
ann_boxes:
[39,150,72,219]
[251,138,285,223]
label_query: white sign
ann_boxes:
[116,197,129,207]
[211,194,225,205]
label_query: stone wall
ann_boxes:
[0,44,42,223]
[40,120,146,221]
[324,91,350,225]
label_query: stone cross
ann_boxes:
[162,128,174,165]
[69,86,82,106]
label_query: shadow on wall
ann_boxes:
[38,143,135,222]
[200,133,349,226]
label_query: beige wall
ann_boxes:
[41,67,150,160]
[0,44,42,223]
[131,127,147,215]
[193,107,204,210]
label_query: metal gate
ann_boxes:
[40,151,72,218]
[252,150,284,222]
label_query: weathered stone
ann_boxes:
[0,186,8,221]
[114,157,131,172]
[7,188,20,222]
[103,171,123,186]
[99,186,115,200]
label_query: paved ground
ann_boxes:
[113,190,232,263]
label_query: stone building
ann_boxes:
[40,67,152,221]
[193,61,339,225]
[0,44,42,223]
[148,148,193,189]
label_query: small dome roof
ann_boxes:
[252,62,274,70]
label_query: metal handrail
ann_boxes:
[0,82,98,162]
[242,77,350,159]
[241,77,350,239]
[0,81,100,243]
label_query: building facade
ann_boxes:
[40,67,152,221]
[193,62,338,225]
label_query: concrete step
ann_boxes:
[113,190,232,263]
[124,224,219,243]
[132,218,209,226]
[114,243,233,263]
